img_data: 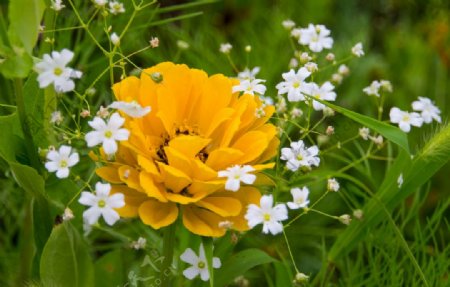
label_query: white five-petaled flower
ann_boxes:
[389,107,423,133]
[34,49,82,93]
[287,187,310,209]
[51,0,65,11]
[298,24,333,52]
[306,81,337,111]
[45,145,79,179]
[180,244,221,281]
[327,178,340,192]
[237,67,261,80]
[351,42,364,57]
[85,112,130,155]
[79,182,125,226]
[363,80,381,97]
[50,110,64,125]
[282,19,296,30]
[232,79,266,96]
[276,68,311,102]
[412,97,441,124]
[109,1,125,14]
[218,165,256,192]
[219,43,232,54]
[245,195,288,235]
[109,101,151,118]
[359,127,370,140]
[280,140,320,172]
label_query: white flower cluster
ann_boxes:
[390,97,441,133]
[280,140,320,172]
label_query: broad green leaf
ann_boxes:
[23,74,48,148]
[0,106,23,162]
[40,222,95,287]
[308,97,410,154]
[274,261,293,287]
[0,45,33,78]
[215,249,277,287]
[94,250,125,287]
[8,0,46,54]
[329,124,450,260]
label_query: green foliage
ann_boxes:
[40,222,94,287]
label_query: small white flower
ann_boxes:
[45,145,79,178]
[380,80,393,92]
[323,107,335,117]
[109,1,125,14]
[326,125,335,135]
[359,127,370,140]
[291,107,303,118]
[339,214,352,225]
[79,182,125,226]
[370,135,384,146]
[291,28,302,39]
[218,165,256,192]
[232,79,266,96]
[389,107,423,133]
[326,53,335,61]
[289,58,299,69]
[245,195,288,235]
[149,37,159,48]
[331,73,343,84]
[96,105,110,118]
[93,0,108,7]
[299,52,312,63]
[397,173,403,188]
[51,0,65,11]
[304,62,318,73]
[50,111,63,125]
[34,49,82,93]
[363,80,381,97]
[62,208,74,221]
[306,81,337,111]
[280,140,320,172]
[177,40,189,50]
[276,68,311,102]
[130,237,147,250]
[299,24,333,53]
[109,101,151,118]
[237,67,260,80]
[294,273,310,284]
[258,95,274,106]
[85,112,130,155]
[180,244,221,281]
[338,64,349,76]
[219,43,232,54]
[327,178,340,192]
[282,19,296,30]
[412,97,441,124]
[110,32,120,46]
[287,187,310,209]
[351,42,364,57]
[353,209,364,220]
[276,97,287,113]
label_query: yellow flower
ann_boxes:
[94,62,279,237]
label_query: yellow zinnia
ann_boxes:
[94,62,279,237]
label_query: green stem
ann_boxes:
[160,224,176,287]
[14,78,41,171]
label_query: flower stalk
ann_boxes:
[160,223,176,287]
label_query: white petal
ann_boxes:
[102,138,118,155]
[101,207,120,225]
[85,131,104,147]
[108,193,125,208]
[79,192,97,206]
[183,266,200,280]
[45,161,59,172]
[88,117,107,130]
[83,207,101,225]
[212,257,221,268]
[199,268,210,281]
[259,195,273,210]
[180,248,198,265]
[241,174,256,185]
[287,202,300,210]
[108,113,125,130]
[56,167,70,178]
[268,221,284,235]
[225,179,240,192]
[113,128,130,141]
[95,182,111,197]
[68,153,79,166]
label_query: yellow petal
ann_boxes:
[111,185,147,218]
[204,107,235,137]
[197,197,242,217]
[157,162,192,193]
[112,76,140,102]
[206,148,244,171]
[168,135,211,159]
[164,146,192,176]
[96,166,121,183]
[191,159,217,181]
[139,200,178,229]
[182,205,226,237]
[139,171,168,202]
[255,137,280,164]
[118,165,143,191]
[137,155,161,180]
[232,131,269,164]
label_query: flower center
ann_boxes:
[197,261,206,269]
[104,130,113,138]
[97,199,106,208]
[263,213,271,221]
[296,198,304,204]
[53,67,63,76]
[402,115,410,122]
[234,174,241,180]
[113,3,121,10]
[59,160,68,168]
[296,154,303,160]
[293,82,300,88]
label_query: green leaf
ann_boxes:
[94,250,125,287]
[0,106,24,162]
[23,74,48,148]
[8,0,46,54]
[328,124,450,260]
[0,45,33,78]
[215,249,277,287]
[40,222,95,287]
[308,97,410,154]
